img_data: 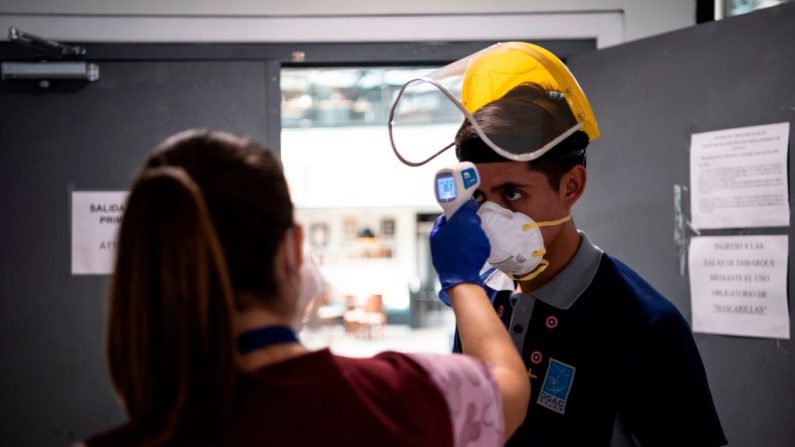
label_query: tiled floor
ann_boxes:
[299,309,457,357]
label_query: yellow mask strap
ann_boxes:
[522,214,572,232]
[509,259,550,282]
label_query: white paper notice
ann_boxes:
[71,191,128,275]
[689,235,790,339]
[690,122,790,229]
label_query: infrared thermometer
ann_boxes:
[434,161,480,219]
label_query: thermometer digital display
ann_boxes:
[436,175,457,202]
[434,161,480,219]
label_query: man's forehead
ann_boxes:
[476,161,538,185]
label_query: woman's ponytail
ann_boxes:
[107,166,236,445]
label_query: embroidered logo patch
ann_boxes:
[537,358,575,414]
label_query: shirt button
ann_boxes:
[530,350,543,364]
[545,315,559,329]
[512,324,524,333]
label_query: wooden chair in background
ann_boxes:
[343,294,386,339]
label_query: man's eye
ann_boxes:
[505,191,522,201]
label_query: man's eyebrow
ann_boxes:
[490,181,528,192]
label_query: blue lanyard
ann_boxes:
[237,325,299,354]
[480,266,497,282]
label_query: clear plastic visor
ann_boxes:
[388,50,581,167]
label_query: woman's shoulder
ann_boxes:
[236,349,455,446]
[332,350,453,411]
[337,351,504,447]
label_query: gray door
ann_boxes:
[568,4,795,446]
[0,58,277,446]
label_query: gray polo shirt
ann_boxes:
[507,230,603,358]
[504,231,642,447]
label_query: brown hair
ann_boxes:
[107,129,294,445]
[145,130,295,311]
[455,83,589,189]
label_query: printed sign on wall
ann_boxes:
[689,122,790,229]
[71,191,128,275]
[689,235,790,339]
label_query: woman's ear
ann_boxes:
[559,164,587,208]
[281,224,304,277]
[291,224,304,273]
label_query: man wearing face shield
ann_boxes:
[390,42,726,446]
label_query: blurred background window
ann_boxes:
[720,0,791,18]
[281,67,461,357]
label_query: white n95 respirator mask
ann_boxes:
[477,201,571,281]
[283,227,326,331]
[292,255,325,331]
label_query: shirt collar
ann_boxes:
[521,230,603,310]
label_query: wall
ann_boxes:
[568,4,795,445]
[0,0,695,44]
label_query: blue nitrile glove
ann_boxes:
[430,199,491,305]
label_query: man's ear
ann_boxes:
[559,165,587,208]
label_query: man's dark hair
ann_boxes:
[455,83,589,189]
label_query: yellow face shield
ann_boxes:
[388,42,599,166]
